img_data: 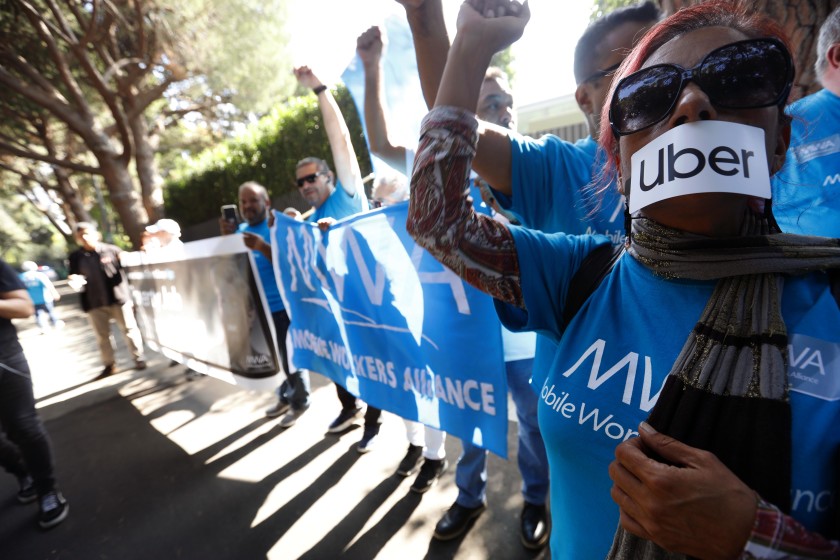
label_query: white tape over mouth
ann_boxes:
[628,121,771,214]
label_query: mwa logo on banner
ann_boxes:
[273,203,509,457]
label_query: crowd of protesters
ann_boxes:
[3,2,840,558]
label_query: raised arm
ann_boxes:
[294,66,363,196]
[400,0,515,194]
[407,1,530,307]
[357,26,409,174]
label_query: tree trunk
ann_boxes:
[658,0,840,98]
[129,108,165,223]
[52,166,91,225]
[97,153,148,248]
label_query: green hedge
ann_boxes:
[165,85,373,227]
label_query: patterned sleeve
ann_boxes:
[741,498,839,559]
[407,106,524,308]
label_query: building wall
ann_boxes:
[516,93,589,142]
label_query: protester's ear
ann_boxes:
[574,83,593,117]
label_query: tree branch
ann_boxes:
[0,139,100,174]
[17,0,90,114]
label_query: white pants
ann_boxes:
[403,420,446,460]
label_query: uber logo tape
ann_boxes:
[628,121,771,214]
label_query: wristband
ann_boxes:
[312,85,327,95]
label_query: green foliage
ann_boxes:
[590,0,643,20]
[0,192,68,271]
[490,47,517,84]
[165,86,373,227]
[157,0,296,114]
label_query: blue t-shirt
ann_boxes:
[495,133,625,389]
[310,181,367,222]
[19,270,51,305]
[772,89,840,236]
[238,219,284,313]
[497,227,840,559]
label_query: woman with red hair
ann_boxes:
[408,0,840,558]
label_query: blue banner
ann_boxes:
[272,203,509,457]
[341,13,427,178]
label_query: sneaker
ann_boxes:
[54,320,65,329]
[17,476,36,504]
[279,408,306,428]
[356,426,379,454]
[396,444,424,477]
[134,360,147,370]
[38,490,69,529]
[410,458,447,494]
[265,400,290,419]
[433,502,486,540]
[327,407,363,433]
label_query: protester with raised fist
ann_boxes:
[408,1,840,558]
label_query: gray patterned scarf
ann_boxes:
[607,212,840,560]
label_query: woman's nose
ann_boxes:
[667,81,718,128]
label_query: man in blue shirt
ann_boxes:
[19,261,63,334]
[772,5,840,237]
[292,66,375,442]
[222,181,311,428]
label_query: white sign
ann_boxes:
[629,121,771,214]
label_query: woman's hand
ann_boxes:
[609,422,757,559]
[455,0,529,56]
[357,26,384,68]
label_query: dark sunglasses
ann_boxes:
[581,61,621,85]
[296,172,323,188]
[609,38,794,137]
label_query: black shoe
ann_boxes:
[134,360,147,370]
[327,407,363,433]
[38,490,69,529]
[520,502,549,550]
[396,444,424,477]
[356,426,379,454]
[97,364,114,379]
[409,458,447,494]
[433,502,486,540]
[17,475,36,504]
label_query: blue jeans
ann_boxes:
[273,311,310,411]
[0,351,57,495]
[455,358,549,508]
[34,301,60,330]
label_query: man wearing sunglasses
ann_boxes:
[772,5,840,237]
[398,0,659,549]
[292,66,374,436]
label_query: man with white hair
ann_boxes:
[145,218,184,250]
[772,5,840,236]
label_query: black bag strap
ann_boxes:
[563,243,625,326]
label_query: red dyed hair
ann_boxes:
[596,0,794,186]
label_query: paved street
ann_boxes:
[2,283,550,560]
